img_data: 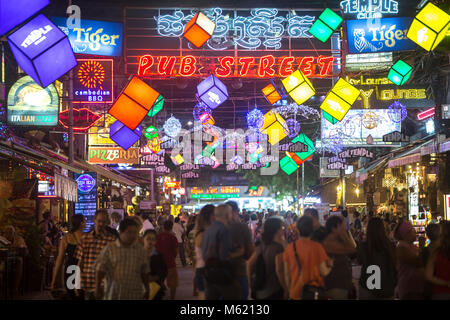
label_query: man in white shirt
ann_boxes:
[173,217,186,267]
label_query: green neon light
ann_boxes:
[192,194,240,199]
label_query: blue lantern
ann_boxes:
[388,101,407,123]
[193,102,211,121]
[0,0,49,36]
[247,108,264,130]
[7,14,77,88]
[197,75,228,109]
[110,120,141,150]
[285,119,301,138]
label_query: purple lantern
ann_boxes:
[7,14,77,88]
[388,101,407,123]
[285,119,301,138]
[197,75,228,109]
[0,0,49,36]
[110,120,141,150]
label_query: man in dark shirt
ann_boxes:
[305,208,327,243]
[202,204,241,300]
[225,200,254,300]
[156,220,179,299]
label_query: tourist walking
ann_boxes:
[143,229,167,300]
[279,216,333,300]
[247,217,286,300]
[95,218,150,300]
[322,215,357,300]
[173,217,187,267]
[357,217,397,299]
[75,209,116,300]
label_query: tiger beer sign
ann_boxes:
[88,147,140,164]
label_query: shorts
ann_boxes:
[194,267,206,292]
[166,267,179,289]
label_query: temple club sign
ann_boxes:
[338,148,374,159]
[340,0,399,19]
[137,55,335,78]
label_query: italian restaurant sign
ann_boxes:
[7,76,59,126]
[51,17,123,57]
[88,147,140,164]
[125,7,341,78]
[346,17,416,54]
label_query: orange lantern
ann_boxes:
[262,83,282,105]
[183,12,216,48]
[108,76,160,130]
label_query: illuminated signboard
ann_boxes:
[88,114,139,147]
[137,54,336,78]
[51,17,123,57]
[321,109,401,146]
[189,186,269,199]
[75,172,97,232]
[193,193,240,199]
[345,52,393,72]
[59,108,102,131]
[340,0,399,19]
[346,18,416,54]
[7,76,59,126]
[73,59,113,104]
[125,7,341,78]
[88,147,140,164]
[344,76,435,109]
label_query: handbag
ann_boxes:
[292,241,326,300]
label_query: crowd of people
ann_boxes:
[5,203,448,300]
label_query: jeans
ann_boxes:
[205,280,242,300]
[238,276,249,300]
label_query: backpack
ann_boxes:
[250,247,266,299]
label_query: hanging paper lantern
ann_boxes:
[309,8,343,42]
[110,120,141,151]
[163,116,182,138]
[285,119,301,138]
[171,154,185,166]
[388,60,413,86]
[0,0,49,36]
[262,83,282,105]
[7,14,77,88]
[282,70,315,105]
[148,95,164,117]
[259,110,288,145]
[322,110,338,124]
[183,12,216,48]
[144,125,158,139]
[199,113,215,126]
[197,74,228,109]
[280,155,299,175]
[193,102,212,122]
[388,101,408,123]
[289,133,315,165]
[320,78,360,122]
[247,108,265,130]
[109,76,160,130]
[407,2,450,52]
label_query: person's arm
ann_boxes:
[283,258,291,297]
[323,234,357,255]
[51,236,67,290]
[425,250,450,287]
[397,245,423,267]
[95,245,111,300]
[246,251,258,282]
[319,261,333,277]
[95,270,106,300]
[276,253,289,297]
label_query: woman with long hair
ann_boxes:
[247,217,286,300]
[358,218,397,299]
[394,220,425,299]
[425,221,450,299]
[193,204,215,300]
[51,214,86,299]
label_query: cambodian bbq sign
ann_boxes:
[73,59,113,103]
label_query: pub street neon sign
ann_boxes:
[340,0,399,19]
[137,55,335,78]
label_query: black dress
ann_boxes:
[64,242,79,299]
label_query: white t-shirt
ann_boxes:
[142,219,155,233]
[172,222,184,243]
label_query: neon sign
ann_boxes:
[155,8,317,50]
[137,55,335,78]
[73,59,113,104]
[340,0,399,19]
[417,107,435,121]
[59,108,102,131]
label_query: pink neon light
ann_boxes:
[417,107,435,121]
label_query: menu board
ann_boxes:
[74,172,97,232]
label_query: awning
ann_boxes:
[388,139,434,168]
[356,156,389,184]
[439,139,450,153]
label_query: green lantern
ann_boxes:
[280,155,299,175]
[388,60,413,86]
[322,110,338,124]
[291,133,315,162]
[148,95,164,117]
[309,8,343,42]
[144,125,158,139]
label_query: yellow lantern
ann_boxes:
[282,70,315,105]
[320,78,360,122]
[259,110,288,145]
[407,2,450,51]
[171,154,184,166]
